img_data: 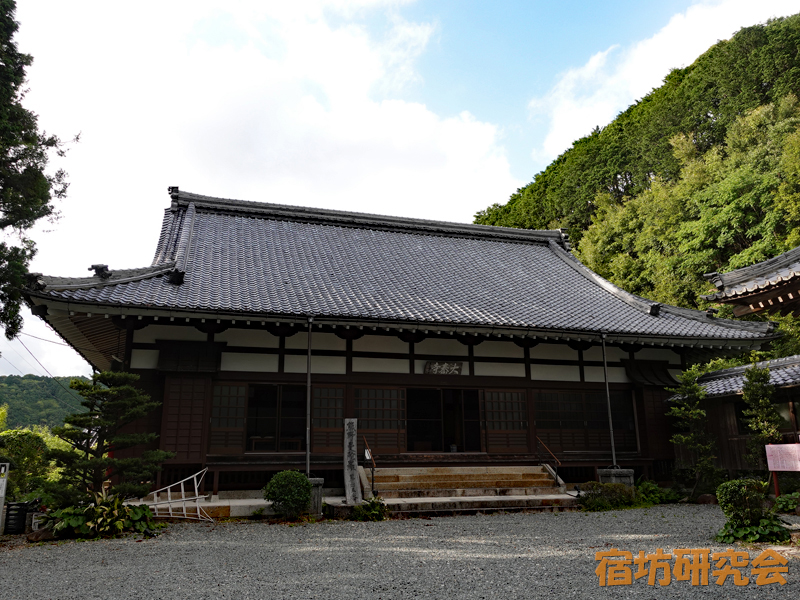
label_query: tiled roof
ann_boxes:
[703,246,800,301]
[28,189,777,346]
[695,355,800,397]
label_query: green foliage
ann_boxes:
[741,364,783,469]
[577,481,637,511]
[666,367,718,496]
[49,371,172,504]
[263,470,312,519]
[635,479,683,505]
[351,496,390,521]
[578,96,800,312]
[717,479,768,528]
[476,15,800,253]
[775,491,800,513]
[0,402,7,431]
[715,515,790,544]
[0,0,74,339]
[44,489,158,538]
[0,375,87,428]
[0,428,48,499]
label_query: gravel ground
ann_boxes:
[1,505,799,599]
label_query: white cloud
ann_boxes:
[4,0,521,375]
[529,0,800,166]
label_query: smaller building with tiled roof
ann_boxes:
[703,246,800,317]
[680,356,800,472]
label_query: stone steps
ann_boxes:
[383,494,577,517]
[361,465,576,514]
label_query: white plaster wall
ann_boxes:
[352,358,409,373]
[414,360,469,375]
[583,346,629,362]
[353,335,409,354]
[216,329,279,348]
[220,353,279,372]
[415,338,468,356]
[133,324,206,343]
[473,362,525,377]
[529,343,578,361]
[285,355,346,374]
[130,349,159,369]
[584,366,630,383]
[286,332,346,351]
[636,348,680,362]
[473,341,523,358]
[530,364,581,382]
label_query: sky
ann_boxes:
[2,0,799,378]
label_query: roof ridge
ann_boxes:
[167,187,569,247]
[698,353,800,382]
[704,246,800,292]
[40,263,177,291]
[547,241,775,336]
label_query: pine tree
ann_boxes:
[50,372,172,501]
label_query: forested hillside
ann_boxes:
[475,14,800,360]
[0,375,87,428]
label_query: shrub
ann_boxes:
[577,482,636,511]
[352,497,390,521]
[715,479,789,543]
[44,489,158,538]
[716,479,767,528]
[0,429,49,500]
[263,470,312,519]
[635,479,683,505]
[775,491,800,513]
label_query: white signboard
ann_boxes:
[766,444,800,472]
[0,462,8,497]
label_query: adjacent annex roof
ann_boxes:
[703,246,800,317]
[27,188,777,351]
[695,355,800,398]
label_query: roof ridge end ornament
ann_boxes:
[558,228,571,251]
[89,264,112,279]
[168,186,180,210]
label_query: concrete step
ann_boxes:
[384,494,578,516]
[370,473,551,484]
[372,479,556,492]
[378,486,559,499]
[368,466,548,477]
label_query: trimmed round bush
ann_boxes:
[716,479,765,528]
[263,470,312,519]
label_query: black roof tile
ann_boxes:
[31,189,777,345]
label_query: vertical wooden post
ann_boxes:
[306,317,313,477]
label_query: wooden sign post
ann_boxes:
[765,444,800,498]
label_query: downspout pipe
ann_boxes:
[602,333,619,468]
[306,316,313,477]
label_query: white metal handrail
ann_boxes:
[144,468,213,522]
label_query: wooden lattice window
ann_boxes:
[312,388,344,428]
[209,384,246,454]
[354,388,405,429]
[485,391,527,430]
[211,385,246,428]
